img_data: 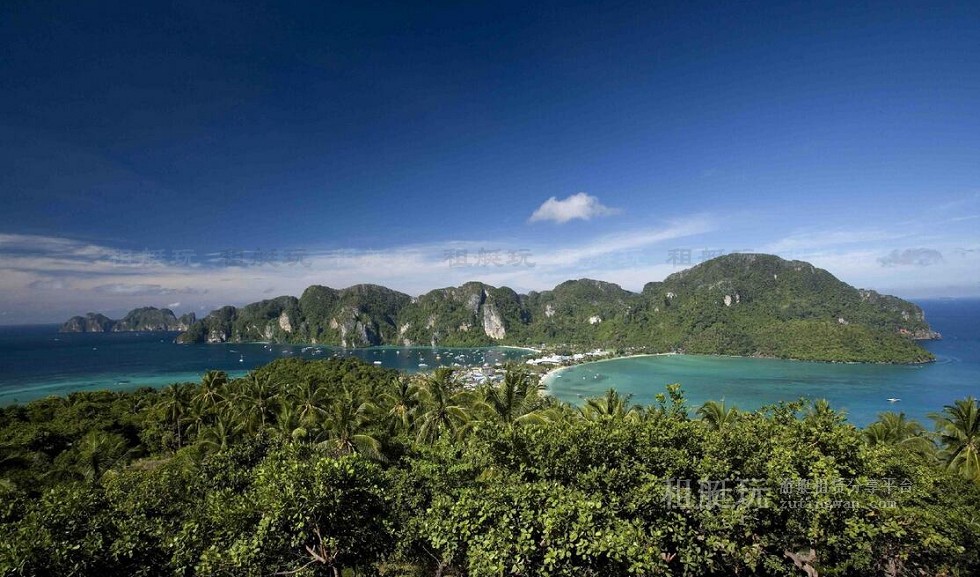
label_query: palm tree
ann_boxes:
[697,400,740,431]
[931,397,980,482]
[184,400,214,443]
[235,373,281,436]
[194,370,228,410]
[289,376,328,432]
[482,367,548,428]
[863,412,936,458]
[581,388,640,421]
[156,382,195,449]
[381,375,421,435]
[75,430,128,485]
[199,412,237,452]
[272,403,306,443]
[416,368,474,443]
[320,389,381,458]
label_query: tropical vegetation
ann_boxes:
[1,357,977,576]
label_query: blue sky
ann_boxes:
[1,0,978,323]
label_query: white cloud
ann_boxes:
[529,193,619,224]
[167,302,181,309]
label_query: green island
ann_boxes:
[60,307,197,333]
[137,254,938,364]
[1,356,978,576]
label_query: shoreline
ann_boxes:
[539,352,678,389]
[536,346,936,392]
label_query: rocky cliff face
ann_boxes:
[176,285,407,347]
[60,308,195,333]
[481,301,506,339]
[331,306,383,348]
[394,283,523,346]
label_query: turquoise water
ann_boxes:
[545,299,980,427]
[0,327,532,405]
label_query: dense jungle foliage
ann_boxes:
[2,357,977,576]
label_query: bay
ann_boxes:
[3,300,978,427]
[0,326,531,406]
[544,299,980,427]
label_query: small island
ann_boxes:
[168,254,938,364]
[60,307,196,333]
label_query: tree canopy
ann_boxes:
[1,357,976,576]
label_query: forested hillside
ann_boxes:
[170,254,937,363]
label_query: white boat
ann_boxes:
[373,360,382,365]
[418,363,429,368]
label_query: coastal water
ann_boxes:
[0,328,531,405]
[545,299,980,427]
[2,300,978,427]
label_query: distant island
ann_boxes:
[157,254,939,364]
[60,307,196,333]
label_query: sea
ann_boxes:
[1,299,978,427]
[0,331,531,406]
[545,299,980,427]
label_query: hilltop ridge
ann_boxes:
[162,254,937,363]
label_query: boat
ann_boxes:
[239,355,244,363]
[373,360,382,365]
[418,363,429,368]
